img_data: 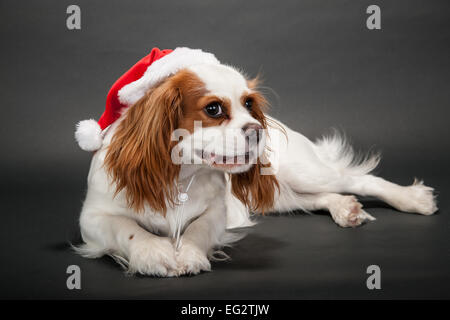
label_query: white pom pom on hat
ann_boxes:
[75,119,103,151]
[74,47,220,151]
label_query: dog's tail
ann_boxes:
[314,130,381,176]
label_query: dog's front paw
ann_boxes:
[128,237,178,277]
[174,240,211,276]
[331,195,376,228]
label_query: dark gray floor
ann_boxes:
[0,0,449,299]
[1,163,449,299]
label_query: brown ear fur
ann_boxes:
[231,78,279,213]
[104,79,182,214]
[230,159,279,214]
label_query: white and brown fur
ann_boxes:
[76,63,438,277]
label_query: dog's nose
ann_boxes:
[242,123,263,142]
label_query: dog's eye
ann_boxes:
[244,98,253,110]
[204,102,223,118]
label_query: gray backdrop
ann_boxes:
[0,0,449,299]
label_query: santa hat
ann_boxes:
[75,47,220,151]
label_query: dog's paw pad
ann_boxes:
[332,196,375,228]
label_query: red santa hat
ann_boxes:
[75,47,220,151]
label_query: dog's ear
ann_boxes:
[105,78,182,215]
[230,157,279,214]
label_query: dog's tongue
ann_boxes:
[203,151,250,165]
[208,152,216,162]
[208,153,226,164]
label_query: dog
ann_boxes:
[75,47,437,277]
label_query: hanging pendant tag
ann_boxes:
[178,192,189,203]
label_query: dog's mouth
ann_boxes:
[194,149,254,168]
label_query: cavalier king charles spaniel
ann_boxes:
[75,47,437,277]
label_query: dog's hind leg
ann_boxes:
[339,175,438,215]
[270,127,437,218]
